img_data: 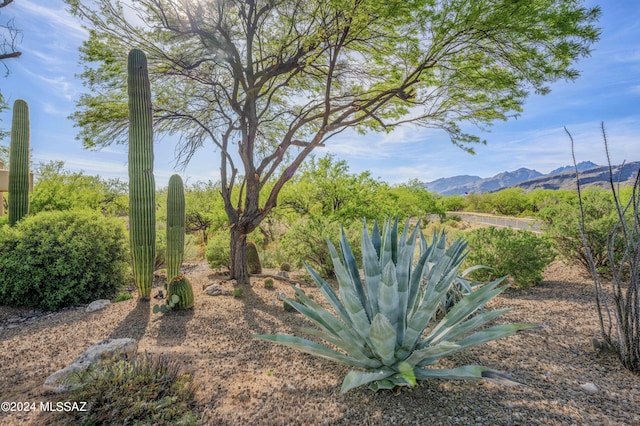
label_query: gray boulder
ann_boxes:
[44,338,138,393]
[85,299,111,313]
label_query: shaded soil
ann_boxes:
[0,261,639,425]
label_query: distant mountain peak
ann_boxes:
[548,161,599,176]
[423,160,615,195]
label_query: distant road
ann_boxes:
[447,212,543,234]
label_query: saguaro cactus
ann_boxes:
[166,174,185,286]
[128,49,156,299]
[8,99,30,226]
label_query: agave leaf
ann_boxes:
[253,334,372,369]
[296,327,381,368]
[368,378,396,392]
[405,341,461,367]
[361,221,382,317]
[391,217,398,264]
[369,313,397,366]
[340,368,395,393]
[328,241,372,342]
[304,263,352,326]
[371,219,382,259]
[395,220,421,344]
[402,280,453,351]
[339,226,371,320]
[397,360,417,387]
[453,323,538,352]
[460,264,493,277]
[436,308,512,344]
[415,365,501,381]
[281,293,356,343]
[378,262,400,329]
[426,278,507,345]
[406,247,432,317]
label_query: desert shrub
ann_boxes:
[280,216,361,278]
[60,353,197,426]
[539,188,618,273]
[464,227,555,288]
[205,228,230,269]
[155,226,201,271]
[154,226,167,270]
[0,209,129,311]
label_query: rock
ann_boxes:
[85,299,111,313]
[580,382,599,394]
[204,284,229,296]
[44,338,138,393]
[276,271,290,279]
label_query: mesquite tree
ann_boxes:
[65,0,600,285]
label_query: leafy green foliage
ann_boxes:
[539,188,617,272]
[205,229,230,270]
[255,218,534,393]
[280,215,361,278]
[60,353,197,426]
[31,161,128,216]
[465,227,555,288]
[0,209,129,311]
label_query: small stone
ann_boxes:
[7,316,22,323]
[205,284,228,296]
[86,299,111,313]
[580,382,599,394]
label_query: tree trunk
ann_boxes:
[230,227,250,285]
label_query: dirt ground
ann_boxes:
[0,260,639,425]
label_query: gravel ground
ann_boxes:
[0,261,639,425]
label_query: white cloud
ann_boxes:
[14,1,88,42]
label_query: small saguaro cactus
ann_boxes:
[8,99,30,226]
[166,174,185,286]
[128,48,156,300]
[246,241,262,274]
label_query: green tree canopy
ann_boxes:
[65,0,600,283]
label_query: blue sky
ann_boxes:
[0,0,638,188]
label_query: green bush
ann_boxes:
[281,216,361,278]
[539,188,618,273]
[464,227,555,288]
[60,353,197,426]
[205,228,230,269]
[0,209,129,310]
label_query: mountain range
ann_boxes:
[423,161,640,195]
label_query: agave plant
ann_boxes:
[253,218,535,393]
